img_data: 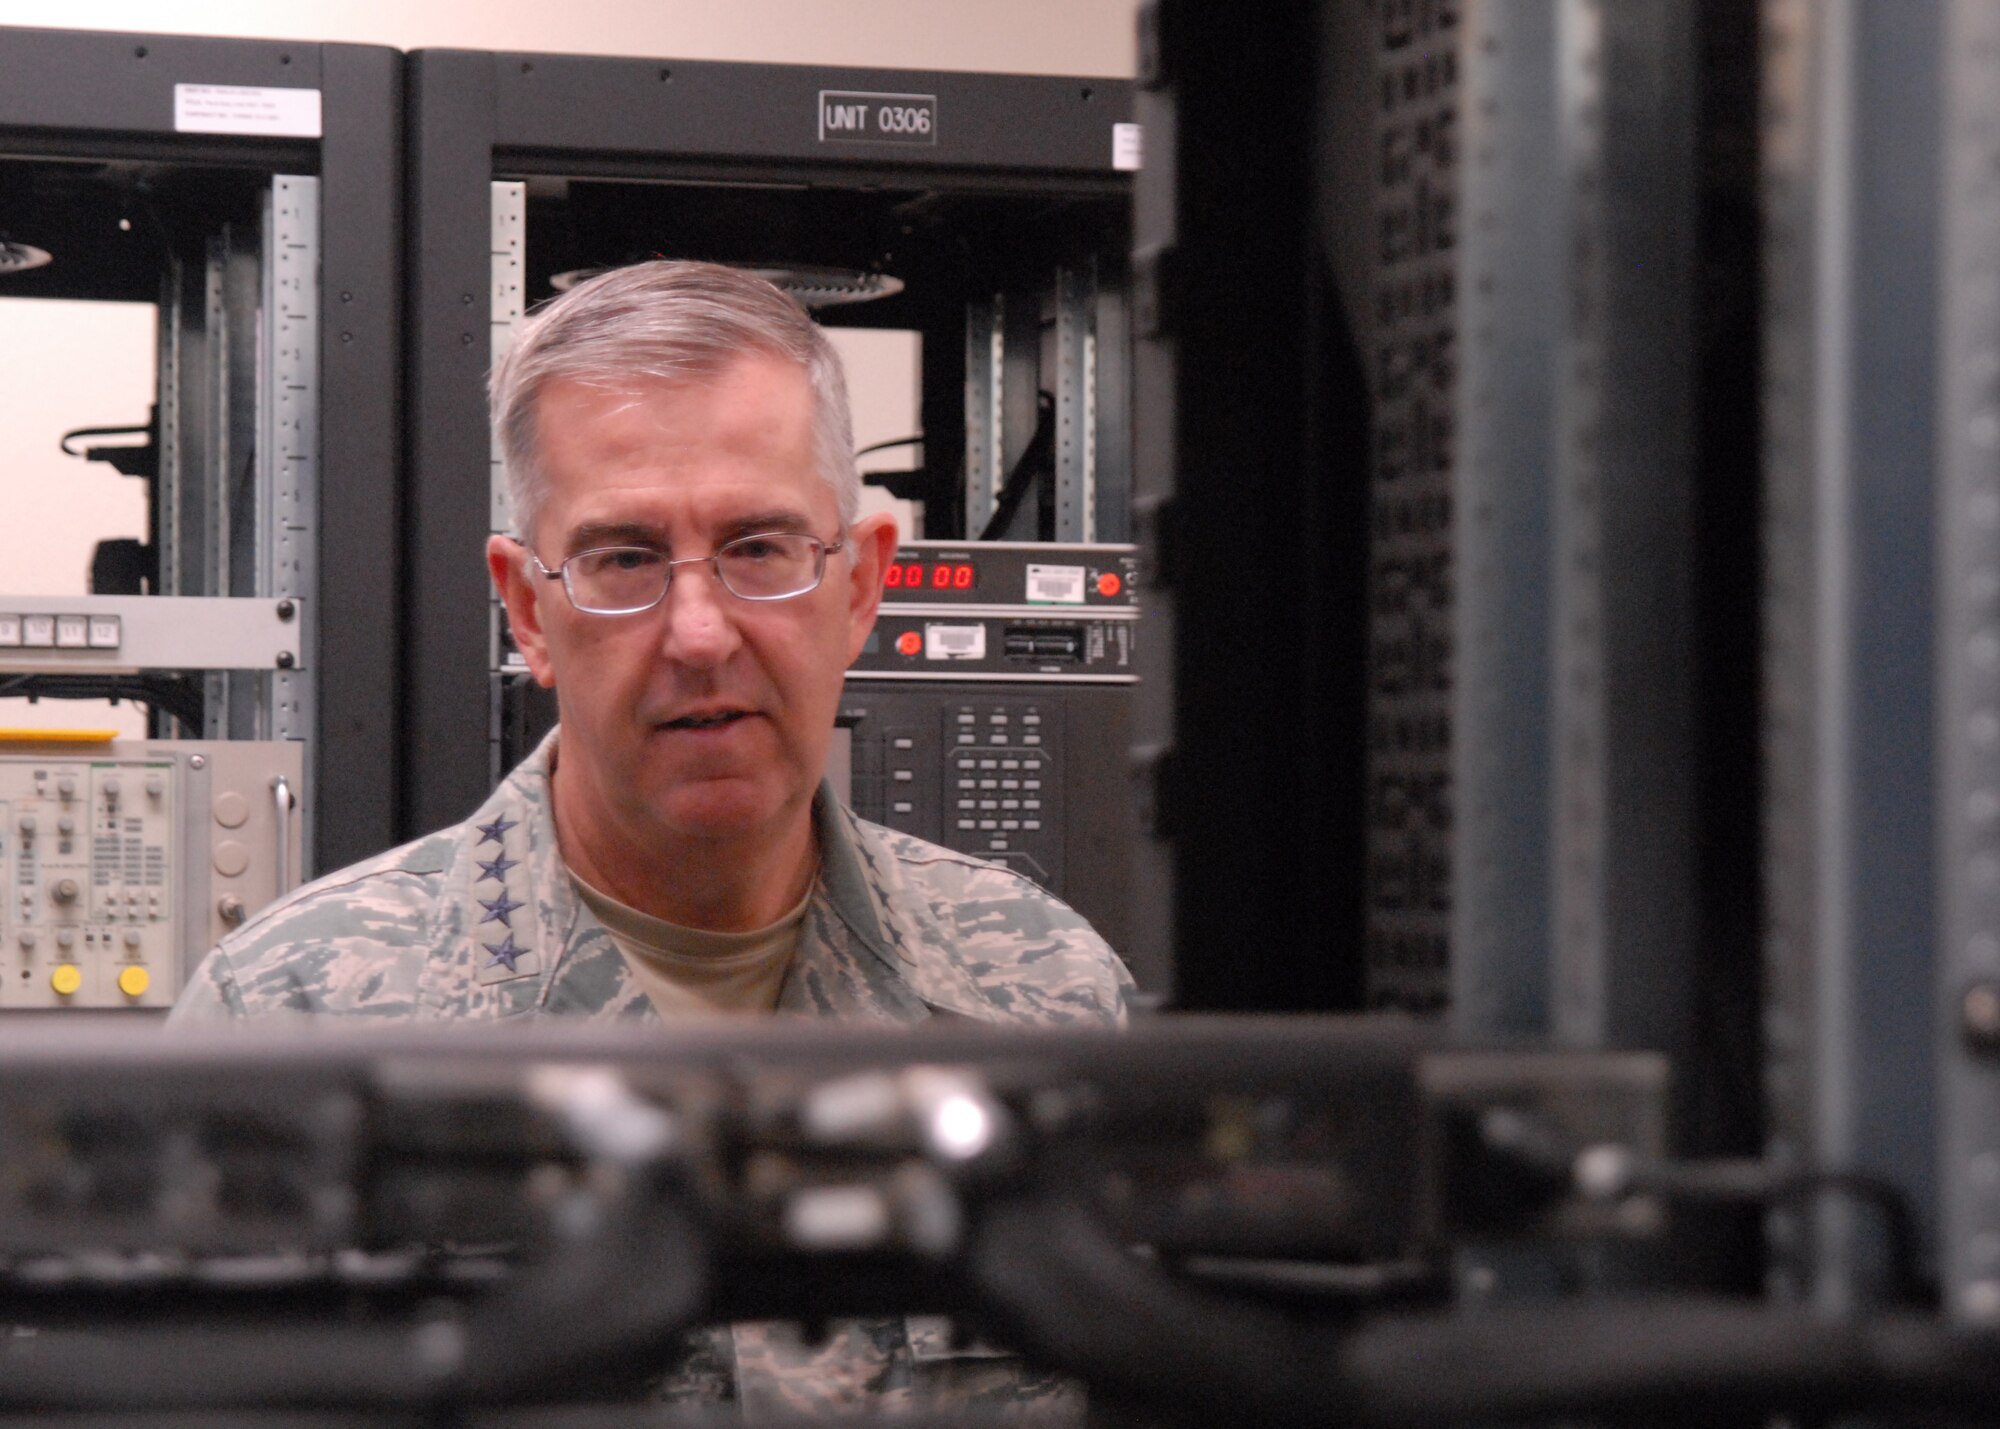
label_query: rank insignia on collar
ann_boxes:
[479,892,525,926]
[475,815,519,848]
[483,931,527,973]
[476,854,519,885]
[475,928,540,985]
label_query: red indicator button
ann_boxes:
[895,631,923,657]
[1096,572,1123,598]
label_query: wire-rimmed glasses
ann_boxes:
[529,532,846,615]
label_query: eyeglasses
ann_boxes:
[528,532,846,615]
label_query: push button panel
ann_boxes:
[0,758,176,1009]
[838,683,1131,956]
[938,697,1060,883]
[837,689,1066,897]
[0,740,305,1015]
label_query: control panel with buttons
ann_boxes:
[850,542,1139,681]
[0,741,302,1013]
[0,596,302,673]
[839,684,1133,957]
[838,541,1138,955]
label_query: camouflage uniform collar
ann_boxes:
[811,781,900,967]
[813,789,1018,1023]
[472,730,992,1024]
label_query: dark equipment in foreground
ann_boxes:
[1,1020,1994,1425]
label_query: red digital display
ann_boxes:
[883,561,975,592]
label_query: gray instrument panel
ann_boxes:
[0,740,301,1012]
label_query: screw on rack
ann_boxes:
[1965,981,2000,1054]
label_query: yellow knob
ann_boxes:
[118,966,151,999]
[50,965,81,997]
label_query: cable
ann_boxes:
[968,1195,2000,1426]
[1335,1299,2000,1424]
[1744,1169,1926,1306]
[855,434,923,459]
[976,393,1055,541]
[964,1188,2000,1425]
[1481,1111,1932,1305]
[0,1178,709,1411]
[0,674,203,731]
[965,1192,1355,1426]
[58,413,158,480]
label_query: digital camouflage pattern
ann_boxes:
[169,729,1131,1419]
[171,731,1131,1029]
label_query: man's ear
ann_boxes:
[842,511,900,665]
[488,535,557,689]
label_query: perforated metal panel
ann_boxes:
[1366,0,1464,1014]
[1367,1,1704,1063]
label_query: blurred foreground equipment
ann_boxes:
[0,1019,1993,1425]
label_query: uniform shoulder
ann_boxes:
[195,826,459,1017]
[843,813,1134,1026]
[858,817,1063,901]
[225,826,455,947]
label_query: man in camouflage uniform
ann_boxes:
[170,260,1131,1416]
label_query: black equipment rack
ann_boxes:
[402,47,1135,840]
[0,24,403,874]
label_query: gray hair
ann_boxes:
[490,260,858,541]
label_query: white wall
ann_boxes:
[0,0,1138,74]
[0,300,155,733]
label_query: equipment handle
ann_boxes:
[271,775,295,898]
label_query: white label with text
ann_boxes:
[1025,564,1088,604]
[818,90,938,145]
[1113,122,1143,171]
[924,624,987,660]
[174,83,323,138]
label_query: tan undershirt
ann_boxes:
[570,871,812,1016]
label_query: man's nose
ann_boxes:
[658,562,743,666]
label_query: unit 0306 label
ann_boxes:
[818,90,937,144]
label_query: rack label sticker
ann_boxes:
[924,624,987,660]
[1113,122,1143,171]
[1025,564,1088,604]
[174,84,324,138]
[818,90,938,145]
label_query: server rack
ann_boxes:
[1129,0,1760,1303]
[1136,0,2000,1319]
[0,27,401,1008]
[401,48,1137,942]
[1761,0,1944,1316]
[1132,0,1752,1050]
[1126,2,1375,1014]
[1938,0,2000,1331]
[843,539,1138,956]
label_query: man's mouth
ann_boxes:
[660,709,752,732]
